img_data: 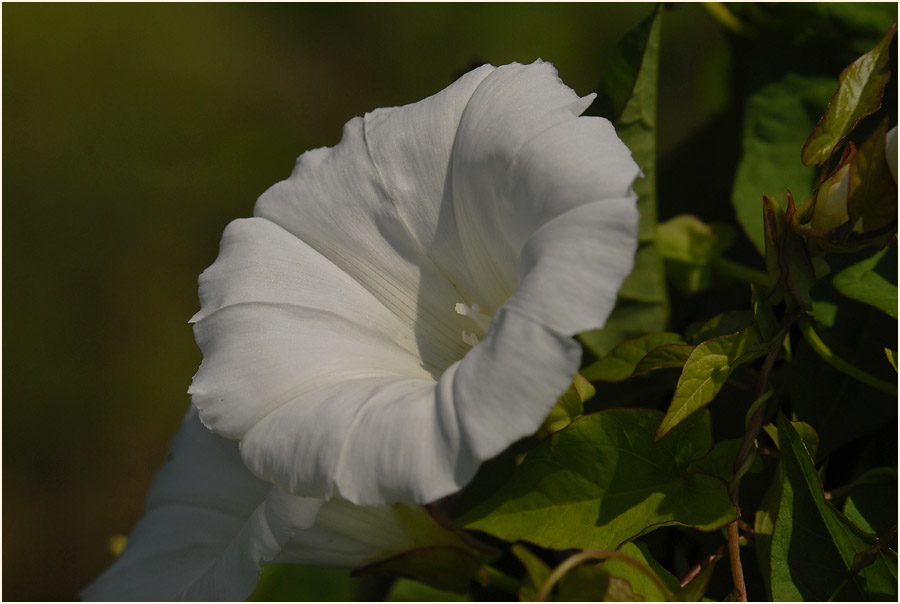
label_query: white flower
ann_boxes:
[188,60,640,506]
[82,411,454,601]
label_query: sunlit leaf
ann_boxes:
[833,246,898,318]
[632,343,696,376]
[801,22,897,166]
[462,409,736,552]
[769,416,898,601]
[886,348,898,371]
[539,373,594,438]
[581,332,686,382]
[656,325,766,439]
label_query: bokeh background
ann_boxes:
[3,4,734,600]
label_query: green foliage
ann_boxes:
[833,247,898,318]
[386,579,468,602]
[581,332,688,381]
[657,214,738,293]
[581,4,668,356]
[768,416,898,601]
[353,546,484,594]
[731,74,835,254]
[538,373,594,438]
[248,565,358,601]
[802,22,896,166]
[248,6,899,601]
[461,409,736,551]
[657,324,767,439]
[602,542,681,601]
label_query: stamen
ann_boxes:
[455,302,493,347]
[461,332,480,347]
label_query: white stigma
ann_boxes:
[455,302,492,347]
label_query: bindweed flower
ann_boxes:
[82,411,463,601]
[188,60,640,506]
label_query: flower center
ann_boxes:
[454,302,493,347]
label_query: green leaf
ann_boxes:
[731,74,836,254]
[769,415,898,601]
[763,195,817,309]
[387,579,468,602]
[589,4,668,345]
[657,214,738,293]
[581,332,686,382]
[511,544,551,602]
[632,343,696,376]
[462,409,736,551]
[751,283,780,342]
[754,472,782,599]
[618,242,668,303]
[833,247,898,318]
[557,565,640,602]
[602,541,680,602]
[352,546,483,594]
[789,308,897,458]
[248,565,357,602]
[801,22,897,166]
[539,374,594,438]
[886,348,898,371]
[656,325,767,439]
[684,311,754,344]
[579,302,669,358]
[845,118,898,246]
[840,468,899,537]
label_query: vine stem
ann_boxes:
[797,317,897,396]
[535,549,673,602]
[727,521,747,601]
[727,322,792,603]
[680,545,726,587]
[712,257,771,286]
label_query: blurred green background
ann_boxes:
[3,3,731,600]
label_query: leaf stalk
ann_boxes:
[797,317,898,396]
[535,549,673,602]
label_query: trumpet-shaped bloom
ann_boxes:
[82,411,447,601]
[188,60,640,506]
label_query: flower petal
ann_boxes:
[450,61,640,309]
[253,66,496,366]
[83,410,433,600]
[190,301,433,438]
[81,410,322,601]
[190,60,640,507]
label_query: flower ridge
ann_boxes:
[188,60,641,506]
